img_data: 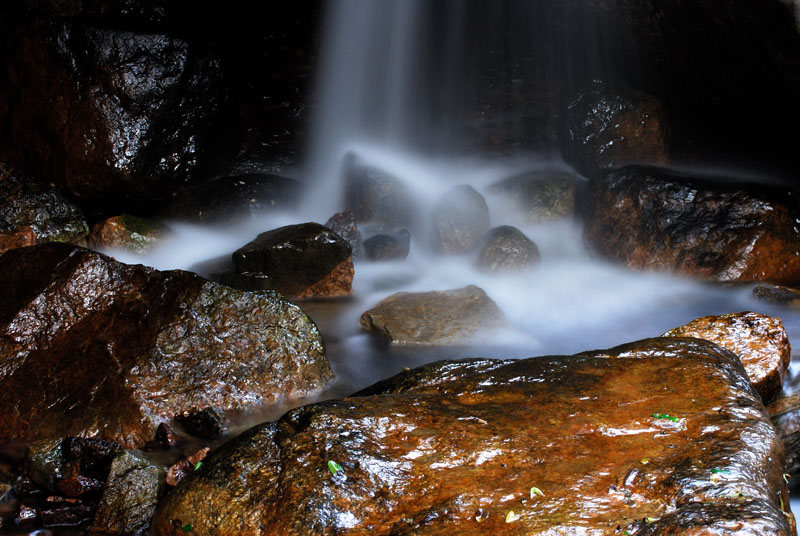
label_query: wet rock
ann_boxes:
[343,154,415,229]
[0,243,332,447]
[583,165,800,285]
[166,447,210,488]
[767,394,800,477]
[325,211,362,259]
[0,164,88,253]
[362,230,411,262]
[87,214,169,254]
[155,423,176,449]
[229,222,353,300]
[158,174,301,223]
[662,312,790,404]
[560,82,669,177]
[0,481,10,503]
[91,450,165,535]
[62,437,122,482]
[430,185,490,254]
[25,438,65,492]
[753,283,800,307]
[0,17,224,209]
[476,225,540,274]
[176,407,227,440]
[486,170,576,222]
[40,502,93,528]
[151,337,791,535]
[57,473,104,497]
[360,285,512,345]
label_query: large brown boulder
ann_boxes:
[583,165,800,285]
[476,225,540,274]
[662,312,791,404]
[226,222,354,300]
[151,337,792,535]
[0,243,332,448]
[360,285,512,345]
[560,82,669,178]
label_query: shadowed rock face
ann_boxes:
[0,243,332,447]
[663,312,791,404]
[583,165,800,285]
[151,337,793,536]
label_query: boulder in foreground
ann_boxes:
[0,243,332,447]
[152,337,792,535]
[360,285,512,345]
[583,165,800,285]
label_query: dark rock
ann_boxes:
[476,226,540,274]
[158,173,301,223]
[360,285,512,345]
[582,166,800,285]
[662,312,790,404]
[486,170,576,222]
[155,423,176,449]
[0,17,224,209]
[430,185,490,254]
[753,283,800,307]
[0,243,332,448]
[343,154,415,229]
[362,230,411,262]
[40,503,93,528]
[176,407,227,440]
[62,437,123,479]
[166,447,209,488]
[0,164,88,253]
[229,222,353,300]
[0,481,10,503]
[560,82,669,177]
[325,211,362,259]
[87,214,169,254]
[768,394,800,477]
[25,438,65,492]
[91,450,166,535]
[151,337,791,535]
[57,473,104,497]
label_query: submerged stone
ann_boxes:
[476,225,540,273]
[151,337,792,535]
[0,243,332,448]
[430,185,490,254]
[343,154,415,229]
[662,312,790,404]
[583,165,800,285]
[753,283,800,307]
[486,170,576,222]
[362,230,411,262]
[360,285,512,345]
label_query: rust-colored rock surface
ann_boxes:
[768,394,800,477]
[0,243,332,448]
[152,337,792,535]
[583,165,800,285]
[228,222,353,300]
[360,285,512,345]
[87,214,169,254]
[662,312,790,404]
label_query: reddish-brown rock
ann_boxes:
[583,165,800,285]
[662,312,790,404]
[0,243,332,448]
[768,394,800,477]
[360,285,512,345]
[151,337,792,535]
[87,214,169,254]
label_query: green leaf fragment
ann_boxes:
[328,460,343,475]
[710,468,731,474]
[645,517,658,523]
[194,461,203,471]
[651,413,680,422]
[530,486,545,498]
[181,523,193,532]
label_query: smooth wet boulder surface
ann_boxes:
[229,222,353,300]
[87,214,169,254]
[362,230,411,262]
[663,311,791,404]
[0,243,331,447]
[325,211,362,259]
[583,165,800,285]
[152,337,792,535]
[360,285,512,345]
[476,225,540,273]
[0,164,88,253]
[486,170,576,222]
[560,82,669,178]
[768,394,800,477]
[430,185,490,254]
[753,283,800,307]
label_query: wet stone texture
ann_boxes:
[151,337,792,535]
[362,230,411,262]
[228,222,353,300]
[476,225,541,274]
[486,170,576,223]
[360,285,512,345]
[768,395,800,477]
[343,154,416,230]
[87,214,169,254]
[0,243,332,448]
[560,82,670,178]
[583,165,800,285]
[430,185,490,254]
[663,312,791,404]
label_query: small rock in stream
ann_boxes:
[176,407,227,440]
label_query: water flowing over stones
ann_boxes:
[0,243,331,447]
[226,222,353,300]
[362,230,411,262]
[325,211,362,259]
[430,185,490,254]
[360,285,512,345]
[343,155,415,229]
[151,337,792,535]
[583,165,800,284]
[663,311,791,404]
[476,225,540,274]
[486,170,576,223]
